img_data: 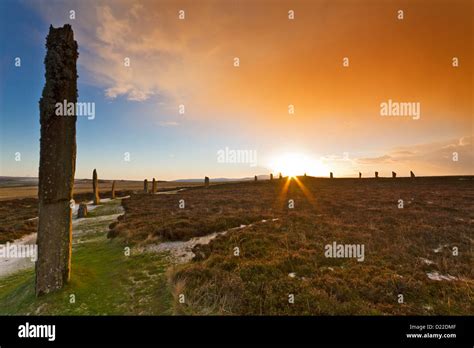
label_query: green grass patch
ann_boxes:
[0,199,173,315]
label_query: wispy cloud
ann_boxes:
[357,155,393,165]
[33,1,209,103]
[355,136,473,174]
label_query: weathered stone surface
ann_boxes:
[410,171,416,178]
[77,202,87,218]
[375,171,379,178]
[111,180,116,199]
[36,24,78,296]
[93,169,100,204]
[204,176,210,188]
[392,171,397,178]
[144,179,148,193]
[152,178,157,193]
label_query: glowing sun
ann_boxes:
[269,152,328,178]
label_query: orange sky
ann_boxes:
[6,0,472,179]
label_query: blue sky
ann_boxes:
[0,1,269,180]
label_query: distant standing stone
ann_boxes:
[144,179,148,193]
[93,169,100,205]
[111,180,116,199]
[204,176,210,188]
[410,171,416,178]
[78,202,88,218]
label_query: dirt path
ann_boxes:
[140,218,279,263]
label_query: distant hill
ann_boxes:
[172,175,271,182]
[0,176,38,187]
[173,178,244,183]
[0,176,259,187]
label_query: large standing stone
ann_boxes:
[152,178,157,193]
[330,172,333,179]
[254,175,258,182]
[36,24,78,296]
[111,180,116,199]
[279,173,282,179]
[204,176,210,188]
[375,171,379,178]
[392,171,397,178]
[410,171,416,178]
[359,172,362,178]
[144,179,148,193]
[270,173,273,181]
[93,169,100,204]
[77,202,88,218]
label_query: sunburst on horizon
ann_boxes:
[269,152,328,178]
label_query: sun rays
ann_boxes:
[275,175,318,210]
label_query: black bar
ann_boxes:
[0,316,472,346]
